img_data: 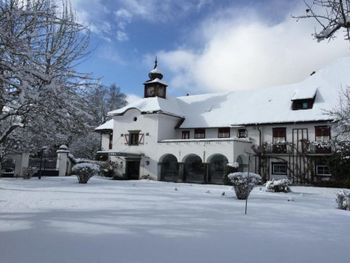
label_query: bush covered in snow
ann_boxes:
[72,163,100,184]
[336,190,350,210]
[228,172,261,200]
[22,167,38,179]
[266,179,291,193]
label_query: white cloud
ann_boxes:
[157,5,349,93]
[71,0,213,42]
[116,30,129,41]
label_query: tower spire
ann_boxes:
[154,56,158,69]
[144,59,167,99]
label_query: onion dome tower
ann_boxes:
[144,57,167,99]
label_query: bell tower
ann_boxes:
[144,57,167,99]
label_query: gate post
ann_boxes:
[13,153,30,177]
[56,145,70,176]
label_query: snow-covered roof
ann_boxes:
[291,86,318,100]
[108,57,350,128]
[150,67,162,74]
[108,96,184,118]
[95,119,113,131]
[144,78,167,86]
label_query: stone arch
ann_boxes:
[236,155,248,172]
[159,154,179,182]
[183,154,205,183]
[207,154,229,184]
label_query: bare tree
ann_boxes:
[295,0,350,41]
[0,0,95,156]
[328,87,350,140]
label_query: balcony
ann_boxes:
[307,141,332,155]
[263,142,291,154]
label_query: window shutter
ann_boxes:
[139,133,144,144]
[124,134,129,145]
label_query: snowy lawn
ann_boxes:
[0,177,349,263]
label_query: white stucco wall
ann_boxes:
[100,133,110,151]
[107,107,332,181]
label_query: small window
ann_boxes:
[182,131,190,139]
[272,162,288,175]
[315,126,330,141]
[238,129,247,138]
[194,128,205,139]
[218,128,230,138]
[273,127,286,143]
[316,164,331,176]
[109,133,113,150]
[129,131,140,146]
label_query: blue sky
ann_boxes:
[71,0,349,101]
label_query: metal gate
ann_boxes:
[28,152,58,177]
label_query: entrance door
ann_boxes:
[126,160,140,180]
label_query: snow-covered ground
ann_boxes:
[0,177,349,263]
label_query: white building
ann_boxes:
[96,57,350,184]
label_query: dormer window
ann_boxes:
[291,87,317,111]
[292,99,314,110]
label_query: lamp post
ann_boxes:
[38,146,48,180]
[245,154,251,215]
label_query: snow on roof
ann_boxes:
[95,119,113,131]
[291,86,318,100]
[108,96,184,118]
[107,56,350,128]
[144,78,167,86]
[150,67,162,74]
[177,57,350,128]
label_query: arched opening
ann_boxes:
[208,154,229,184]
[236,155,248,172]
[160,154,178,182]
[183,154,205,183]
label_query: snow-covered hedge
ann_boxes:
[228,172,261,200]
[22,167,38,179]
[266,179,291,193]
[336,190,350,210]
[72,163,100,184]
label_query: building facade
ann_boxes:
[96,58,350,184]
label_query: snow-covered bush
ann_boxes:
[99,161,125,179]
[228,172,261,200]
[72,163,100,184]
[266,179,291,193]
[22,167,38,179]
[336,190,350,210]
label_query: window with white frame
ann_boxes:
[238,128,248,138]
[182,130,190,139]
[316,164,331,176]
[194,128,205,139]
[315,126,331,142]
[272,162,288,175]
[272,127,286,143]
[218,128,230,138]
[129,131,140,146]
